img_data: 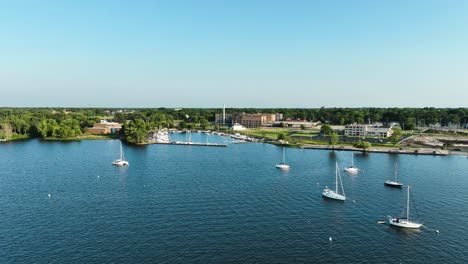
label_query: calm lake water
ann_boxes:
[1,133,467,263]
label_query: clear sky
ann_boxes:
[1,0,467,108]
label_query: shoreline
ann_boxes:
[298,144,460,156]
[2,133,467,157]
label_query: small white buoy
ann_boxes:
[48,193,51,198]
[329,236,333,242]
[97,175,100,179]
[436,230,439,234]
[353,200,356,203]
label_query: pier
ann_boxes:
[149,141,227,147]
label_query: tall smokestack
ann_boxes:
[223,104,226,125]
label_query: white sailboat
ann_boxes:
[385,162,403,187]
[112,141,129,166]
[275,147,290,170]
[344,152,358,173]
[322,162,346,201]
[388,186,422,229]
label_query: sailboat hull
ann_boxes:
[113,159,129,166]
[322,189,346,201]
[388,217,422,228]
[276,164,290,170]
[384,180,403,187]
[344,167,358,173]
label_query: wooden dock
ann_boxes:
[150,141,227,147]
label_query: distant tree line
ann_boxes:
[1,107,466,143]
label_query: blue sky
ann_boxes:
[1,0,467,108]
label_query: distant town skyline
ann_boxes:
[1,1,468,108]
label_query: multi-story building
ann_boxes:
[275,113,284,121]
[85,120,122,134]
[344,124,393,138]
[239,114,276,128]
[214,113,277,128]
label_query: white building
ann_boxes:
[345,124,393,138]
[232,123,246,131]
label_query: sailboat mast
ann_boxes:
[395,162,398,182]
[351,153,354,166]
[283,147,286,164]
[120,142,123,160]
[335,162,339,192]
[339,166,345,196]
[407,186,410,220]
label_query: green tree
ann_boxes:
[320,124,333,135]
[179,121,187,130]
[353,141,372,152]
[122,118,148,144]
[0,122,13,139]
[328,132,339,151]
[404,117,416,130]
[200,118,210,130]
[36,119,48,138]
[390,127,402,146]
[300,124,306,130]
[277,133,287,141]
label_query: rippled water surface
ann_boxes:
[1,134,467,263]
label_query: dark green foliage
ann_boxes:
[353,141,372,152]
[390,127,402,145]
[320,124,333,135]
[0,107,467,143]
[277,133,287,141]
[329,132,339,148]
[122,118,148,144]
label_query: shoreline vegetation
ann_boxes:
[1,107,467,156]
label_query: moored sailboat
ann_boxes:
[112,141,129,166]
[322,162,346,201]
[344,152,358,173]
[276,147,290,170]
[385,162,403,187]
[388,186,422,229]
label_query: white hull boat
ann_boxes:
[113,142,129,166]
[276,147,290,170]
[322,188,346,201]
[322,162,346,201]
[276,164,290,170]
[388,186,422,229]
[344,153,358,173]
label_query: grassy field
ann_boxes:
[241,128,293,140]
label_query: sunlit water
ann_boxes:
[1,133,467,263]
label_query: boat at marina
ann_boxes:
[112,142,129,166]
[388,186,422,229]
[385,162,403,187]
[155,131,171,143]
[322,162,346,201]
